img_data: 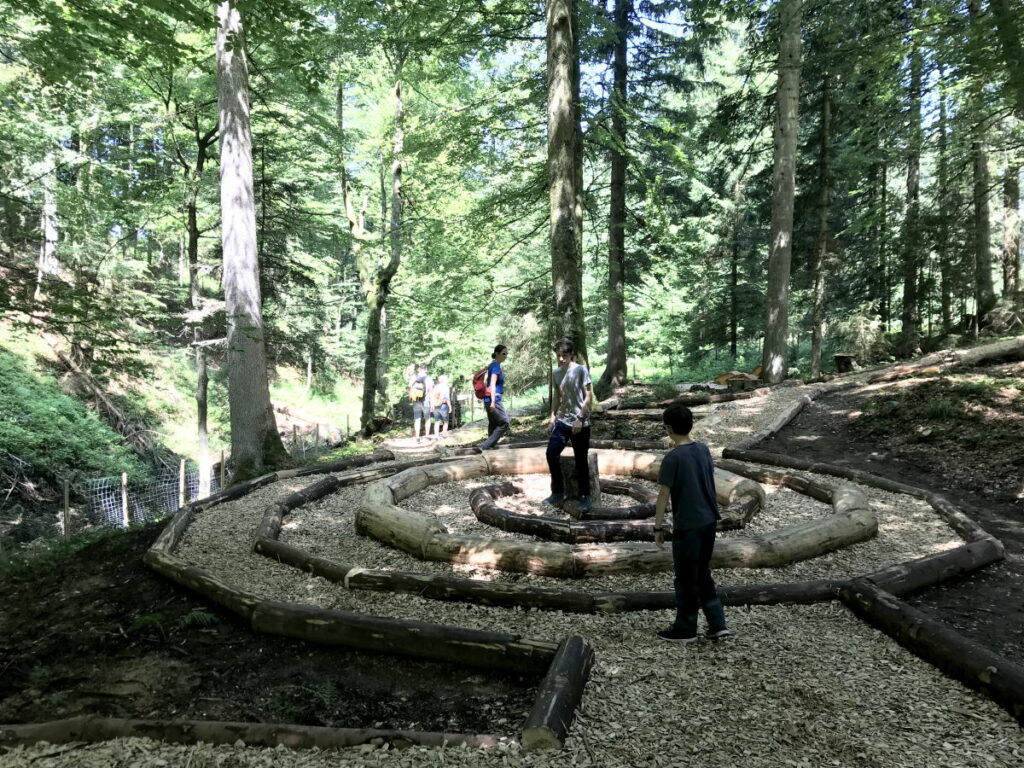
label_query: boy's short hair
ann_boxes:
[663,404,694,436]
[553,337,574,356]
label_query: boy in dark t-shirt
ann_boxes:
[653,404,734,643]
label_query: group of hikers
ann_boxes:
[406,338,734,643]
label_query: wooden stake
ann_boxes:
[292,424,298,449]
[346,414,350,437]
[315,423,320,447]
[219,450,226,488]
[62,480,70,538]
[178,459,186,508]
[121,472,129,528]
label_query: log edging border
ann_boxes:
[140,452,596,752]
[0,715,506,751]
[839,580,1024,725]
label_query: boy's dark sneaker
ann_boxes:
[577,496,592,512]
[542,493,565,506]
[657,627,700,644]
[707,628,735,640]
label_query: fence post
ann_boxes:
[292,424,298,450]
[63,479,70,538]
[346,414,350,438]
[178,459,186,508]
[121,472,129,528]
[219,450,226,488]
[315,423,320,447]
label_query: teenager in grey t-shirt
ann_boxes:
[544,337,594,511]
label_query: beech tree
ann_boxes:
[215,0,289,480]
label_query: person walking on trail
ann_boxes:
[429,374,452,438]
[408,363,433,443]
[653,404,734,643]
[543,337,594,512]
[480,345,510,450]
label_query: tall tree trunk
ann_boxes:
[547,0,586,355]
[937,79,953,333]
[358,75,403,436]
[761,0,803,383]
[33,152,59,304]
[989,0,1024,118]
[186,120,217,498]
[810,71,831,379]
[899,2,923,355]
[730,188,740,359]
[1003,165,1021,295]
[215,0,289,481]
[599,0,630,389]
[968,0,995,324]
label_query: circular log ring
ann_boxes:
[354,448,872,577]
[468,481,760,544]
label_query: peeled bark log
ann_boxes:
[602,386,771,411]
[251,600,556,673]
[522,635,595,750]
[0,715,502,750]
[253,536,357,581]
[423,533,577,577]
[840,580,1024,724]
[356,501,446,558]
[864,537,1004,596]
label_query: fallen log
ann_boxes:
[839,579,1024,725]
[863,537,1005,596]
[144,549,263,621]
[522,635,595,750]
[0,715,503,751]
[603,386,772,411]
[251,600,557,673]
[591,579,841,612]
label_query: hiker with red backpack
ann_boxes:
[476,344,510,450]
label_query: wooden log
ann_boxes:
[592,579,840,612]
[721,449,991,541]
[606,386,772,411]
[864,537,1005,596]
[482,447,549,475]
[251,601,557,673]
[255,503,288,541]
[253,536,356,582]
[573,543,673,576]
[713,467,768,507]
[0,715,502,750]
[192,471,279,511]
[732,395,811,449]
[291,453,382,477]
[593,448,660,479]
[522,635,595,750]
[421,455,488,484]
[566,519,661,544]
[278,476,342,511]
[151,504,195,554]
[840,579,1024,724]
[716,460,833,503]
[718,496,760,531]
[580,503,655,521]
[384,468,432,503]
[355,501,446,558]
[422,534,577,577]
[144,550,263,620]
[347,570,598,613]
[560,452,601,506]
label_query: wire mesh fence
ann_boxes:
[81,462,224,530]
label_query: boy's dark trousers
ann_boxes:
[481,399,510,449]
[671,521,727,636]
[545,422,591,495]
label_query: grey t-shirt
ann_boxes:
[658,442,720,530]
[552,363,592,427]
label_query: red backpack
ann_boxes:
[472,366,489,399]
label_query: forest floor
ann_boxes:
[761,356,1024,662]
[2,351,1022,739]
[0,522,538,733]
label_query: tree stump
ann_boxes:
[560,453,600,518]
[834,354,856,373]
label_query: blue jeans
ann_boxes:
[481,399,510,449]
[671,522,726,635]
[546,421,591,496]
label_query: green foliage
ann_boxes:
[0,525,125,581]
[0,341,149,484]
[176,607,217,630]
[828,306,893,365]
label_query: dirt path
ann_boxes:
[759,376,1024,663]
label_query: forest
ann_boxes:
[2,0,1022,488]
[2,2,1024,765]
